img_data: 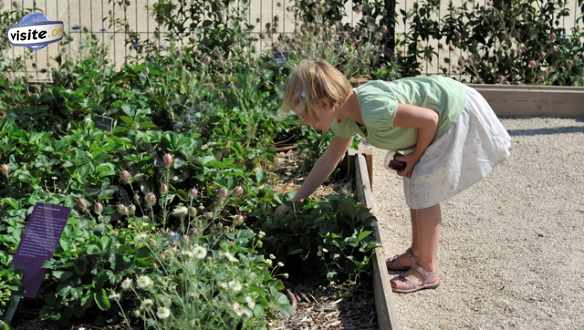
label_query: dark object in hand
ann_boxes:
[388,152,406,171]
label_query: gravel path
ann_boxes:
[371,118,584,330]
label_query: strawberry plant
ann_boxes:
[254,195,379,284]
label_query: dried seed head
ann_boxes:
[233,214,245,226]
[117,204,129,216]
[119,170,132,184]
[145,193,157,208]
[232,186,244,198]
[190,187,199,198]
[217,188,229,201]
[128,204,136,216]
[163,153,174,169]
[160,183,169,194]
[0,164,9,178]
[94,202,104,215]
[76,197,90,212]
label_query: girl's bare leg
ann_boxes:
[411,204,441,272]
[411,208,418,252]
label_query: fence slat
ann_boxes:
[2,0,583,82]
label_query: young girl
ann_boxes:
[276,59,511,293]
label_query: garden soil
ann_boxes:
[269,148,378,330]
[372,118,584,330]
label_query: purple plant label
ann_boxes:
[12,203,70,298]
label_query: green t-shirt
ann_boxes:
[331,75,466,153]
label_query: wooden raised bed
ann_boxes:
[347,148,398,330]
[468,84,584,118]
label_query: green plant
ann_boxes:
[0,198,22,313]
[401,0,584,85]
[255,194,378,284]
[113,229,292,329]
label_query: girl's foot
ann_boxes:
[385,247,417,272]
[390,265,440,293]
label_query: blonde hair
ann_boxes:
[282,60,352,121]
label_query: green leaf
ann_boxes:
[0,320,10,330]
[255,167,265,183]
[94,288,111,311]
[95,163,115,178]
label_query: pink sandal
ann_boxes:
[390,265,441,294]
[385,247,417,271]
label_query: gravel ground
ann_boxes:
[371,118,584,330]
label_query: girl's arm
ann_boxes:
[393,104,439,177]
[292,136,352,202]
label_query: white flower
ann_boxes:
[156,306,171,319]
[135,233,148,242]
[137,275,153,289]
[193,245,207,259]
[333,253,340,260]
[264,259,272,266]
[218,282,228,289]
[232,302,251,318]
[140,299,154,310]
[172,206,189,219]
[258,231,266,238]
[181,250,194,258]
[277,261,285,267]
[228,280,242,292]
[269,254,276,260]
[109,292,121,300]
[121,278,133,290]
[133,309,141,317]
[245,296,255,310]
[322,248,328,253]
[222,251,239,263]
[233,302,244,316]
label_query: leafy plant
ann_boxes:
[255,194,379,284]
[113,229,292,329]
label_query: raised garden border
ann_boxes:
[351,78,584,118]
[468,84,584,118]
[346,148,398,330]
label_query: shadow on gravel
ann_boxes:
[507,125,584,136]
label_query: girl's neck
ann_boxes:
[336,90,364,125]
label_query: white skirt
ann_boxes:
[385,85,512,210]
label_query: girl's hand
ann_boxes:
[395,153,421,178]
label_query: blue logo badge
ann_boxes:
[6,12,64,50]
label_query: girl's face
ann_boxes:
[293,99,336,132]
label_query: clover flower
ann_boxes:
[193,245,207,259]
[121,278,133,290]
[137,275,153,289]
[156,306,171,319]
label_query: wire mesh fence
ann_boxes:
[1,0,582,82]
